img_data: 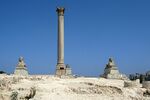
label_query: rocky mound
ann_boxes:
[0,75,150,100]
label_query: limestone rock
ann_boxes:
[0,75,150,100]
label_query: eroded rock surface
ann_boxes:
[0,75,150,100]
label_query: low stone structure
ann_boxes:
[102,58,128,80]
[56,64,72,77]
[65,64,72,75]
[124,79,141,88]
[14,57,28,76]
[146,71,150,81]
[143,81,150,89]
[142,71,150,89]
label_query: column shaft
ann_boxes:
[57,15,64,64]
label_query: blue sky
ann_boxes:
[0,0,150,76]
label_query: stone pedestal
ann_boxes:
[56,64,66,76]
[66,67,72,75]
[14,67,28,76]
[104,67,119,76]
[56,64,72,76]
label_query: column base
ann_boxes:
[56,63,66,76]
[56,63,72,76]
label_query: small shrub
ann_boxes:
[10,91,18,100]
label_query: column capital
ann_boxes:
[56,7,65,16]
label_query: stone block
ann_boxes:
[14,67,28,76]
[143,81,150,89]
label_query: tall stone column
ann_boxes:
[56,7,66,76]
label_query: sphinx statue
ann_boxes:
[17,57,26,68]
[14,56,28,76]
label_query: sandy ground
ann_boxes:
[0,74,150,100]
